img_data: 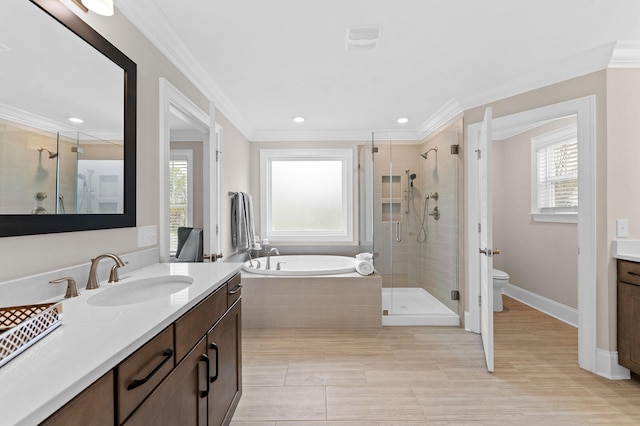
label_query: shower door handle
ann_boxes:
[395,221,402,242]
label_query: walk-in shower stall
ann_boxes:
[358,124,463,326]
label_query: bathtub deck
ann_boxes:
[241,272,382,328]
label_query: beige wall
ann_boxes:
[465,70,613,349]
[493,118,578,309]
[0,7,249,281]
[606,68,640,350]
[218,113,252,258]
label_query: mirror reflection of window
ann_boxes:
[169,150,194,254]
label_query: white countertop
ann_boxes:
[0,262,243,426]
[612,240,640,262]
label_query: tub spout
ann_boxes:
[266,247,280,270]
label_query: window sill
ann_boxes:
[530,213,577,224]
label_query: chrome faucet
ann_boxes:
[266,247,280,270]
[86,253,126,290]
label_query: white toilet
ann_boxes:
[492,269,510,312]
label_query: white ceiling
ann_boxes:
[117,0,640,141]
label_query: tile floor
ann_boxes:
[231,296,640,425]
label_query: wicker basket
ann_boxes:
[0,303,63,368]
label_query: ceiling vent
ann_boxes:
[346,26,382,52]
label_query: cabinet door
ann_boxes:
[124,339,208,426]
[41,371,114,426]
[207,300,242,426]
[618,281,640,374]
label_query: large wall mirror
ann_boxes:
[0,0,136,237]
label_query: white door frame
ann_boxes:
[465,95,597,373]
[159,78,218,262]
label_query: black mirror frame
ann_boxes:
[0,0,136,237]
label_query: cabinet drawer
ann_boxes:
[618,260,640,286]
[175,285,227,362]
[227,273,242,307]
[116,326,175,424]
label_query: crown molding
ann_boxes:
[459,41,617,111]
[416,98,463,141]
[608,40,640,68]
[250,129,426,143]
[115,0,254,140]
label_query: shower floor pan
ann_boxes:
[382,287,459,326]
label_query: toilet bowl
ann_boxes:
[492,269,510,312]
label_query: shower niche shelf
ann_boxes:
[381,175,402,199]
[382,202,401,222]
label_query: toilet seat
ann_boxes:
[493,269,509,280]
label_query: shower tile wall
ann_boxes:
[419,122,462,313]
[373,121,462,315]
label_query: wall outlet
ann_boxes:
[138,225,157,247]
[617,219,629,238]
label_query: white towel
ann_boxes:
[356,252,373,261]
[355,260,375,276]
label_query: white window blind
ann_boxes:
[169,150,193,253]
[531,125,578,220]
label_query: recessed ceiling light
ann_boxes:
[293,116,305,123]
[397,117,409,124]
[68,117,84,124]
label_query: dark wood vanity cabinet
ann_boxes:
[41,273,242,426]
[617,260,640,374]
[41,371,114,426]
[208,300,242,426]
[124,339,208,426]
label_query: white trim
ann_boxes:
[466,95,598,375]
[503,285,578,328]
[530,213,578,224]
[460,42,616,111]
[608,40,640,69]
[596,349,631,380]
[159,78,213,262]
[117,0,253,141]
[416,98,464,141]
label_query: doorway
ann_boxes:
[466,96,597,373]
[159,78,220,262]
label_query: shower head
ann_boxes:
[38,147,58,159]
[420,147,438,159]
[410,173,417,180]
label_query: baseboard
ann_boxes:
[596,349,631,380]
[503,284,578,328]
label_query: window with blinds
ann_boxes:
[531,125,578,222]
[169,150,193,253]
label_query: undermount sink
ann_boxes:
[87,275,194,307]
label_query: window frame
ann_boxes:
[169,149,194,253]
[260,148,354,242]
[530,125,578,224]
